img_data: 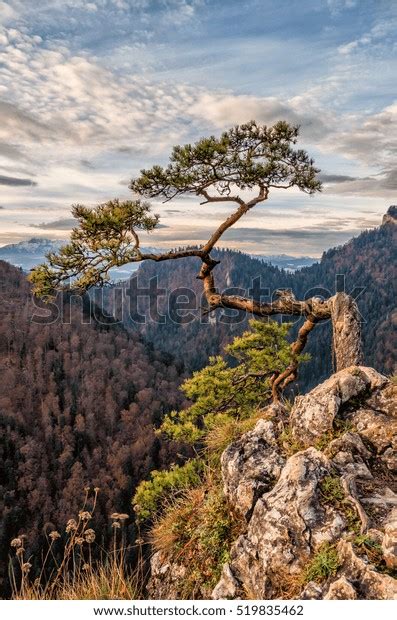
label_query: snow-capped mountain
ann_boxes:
[0,238,65,271]
[0,238,159,279]
[0,238,318,278]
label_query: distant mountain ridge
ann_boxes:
[0,237,159,279]
[250,253,317,271]
[0,237,317,276]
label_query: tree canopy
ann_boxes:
[29,120,321,297]
[28,120,363,386]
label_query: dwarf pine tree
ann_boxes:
[133,319,308,521]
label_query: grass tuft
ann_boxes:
[303,543,340,584]
[151,475,244,598]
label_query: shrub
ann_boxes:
[160,320,304,443]
[133,459,204,521]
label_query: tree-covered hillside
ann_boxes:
[103,211,396,389]
[0,260,188,596]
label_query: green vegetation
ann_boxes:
[279,426,304,456]
[132,319,305,597]
[151,482,243,597]
[319,475,345,503]
[303,543,340,583]
[160,320,306,443]
[319,475,361,534]
[353,534,397,577]
[133,459,204,521]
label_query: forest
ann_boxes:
[0,259,191,597]
[0,207,395,597]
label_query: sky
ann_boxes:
[0,0,396,256]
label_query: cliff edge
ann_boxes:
[149,367,397,600]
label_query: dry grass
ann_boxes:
[205,409,270,460]
[11,556,139,600]
[9,489,142,600]
[150,474,244,598]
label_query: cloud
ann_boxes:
[142,222,363,255]
[0,27,199,166]
[0,174,37,186]
[0,141,24,160]
[190,93,331,142]
[317,101,397,196]
[322,168,397,197]
[30,217,76,230]
[337,16,397,56]
[319,173,359,184]
[326,0,357,15]
[0,1,16,25]
[0,100,53,144]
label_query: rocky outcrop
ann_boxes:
[147,366,397,600]
[221,418,286,519]
[290,366,388,447]
[212,367,397,600]
[147,551,189,600]
[382,205,397,227]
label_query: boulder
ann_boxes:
[221,419,285,519]
[290,367,387,447]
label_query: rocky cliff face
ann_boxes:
[382,205,397,227]
[148,366,397,600]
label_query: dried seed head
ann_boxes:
[112,521,121,529]
[78,511,91,521]
[82,563,90,571]
[16,547,24,556]
[84,529,96,543]
[84,487,91,492]
[66,519,78,533]
[22,562,32,573]
[49,531,61,541]
[75,537,84,545]
[135,538,144,545]
[110,512,121,520]
[11,538,22,548]
[94,487,100,493]
[117,513,129,521]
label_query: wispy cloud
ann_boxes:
[0,0,395,252]
[30,217,76,230]
[0,174,37,186]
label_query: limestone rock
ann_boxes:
[148,368,397,601]
[216,448,343,599]
[347,383,397,453]
[337,540,397,599]
[212,564,239,600]
[382,205,397,226]
[290,366,388,447]
[324,576,357,599]
[147,551,188,600]
[221,419,285,519]
[300,581,323,599]
[382,509,397,570]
